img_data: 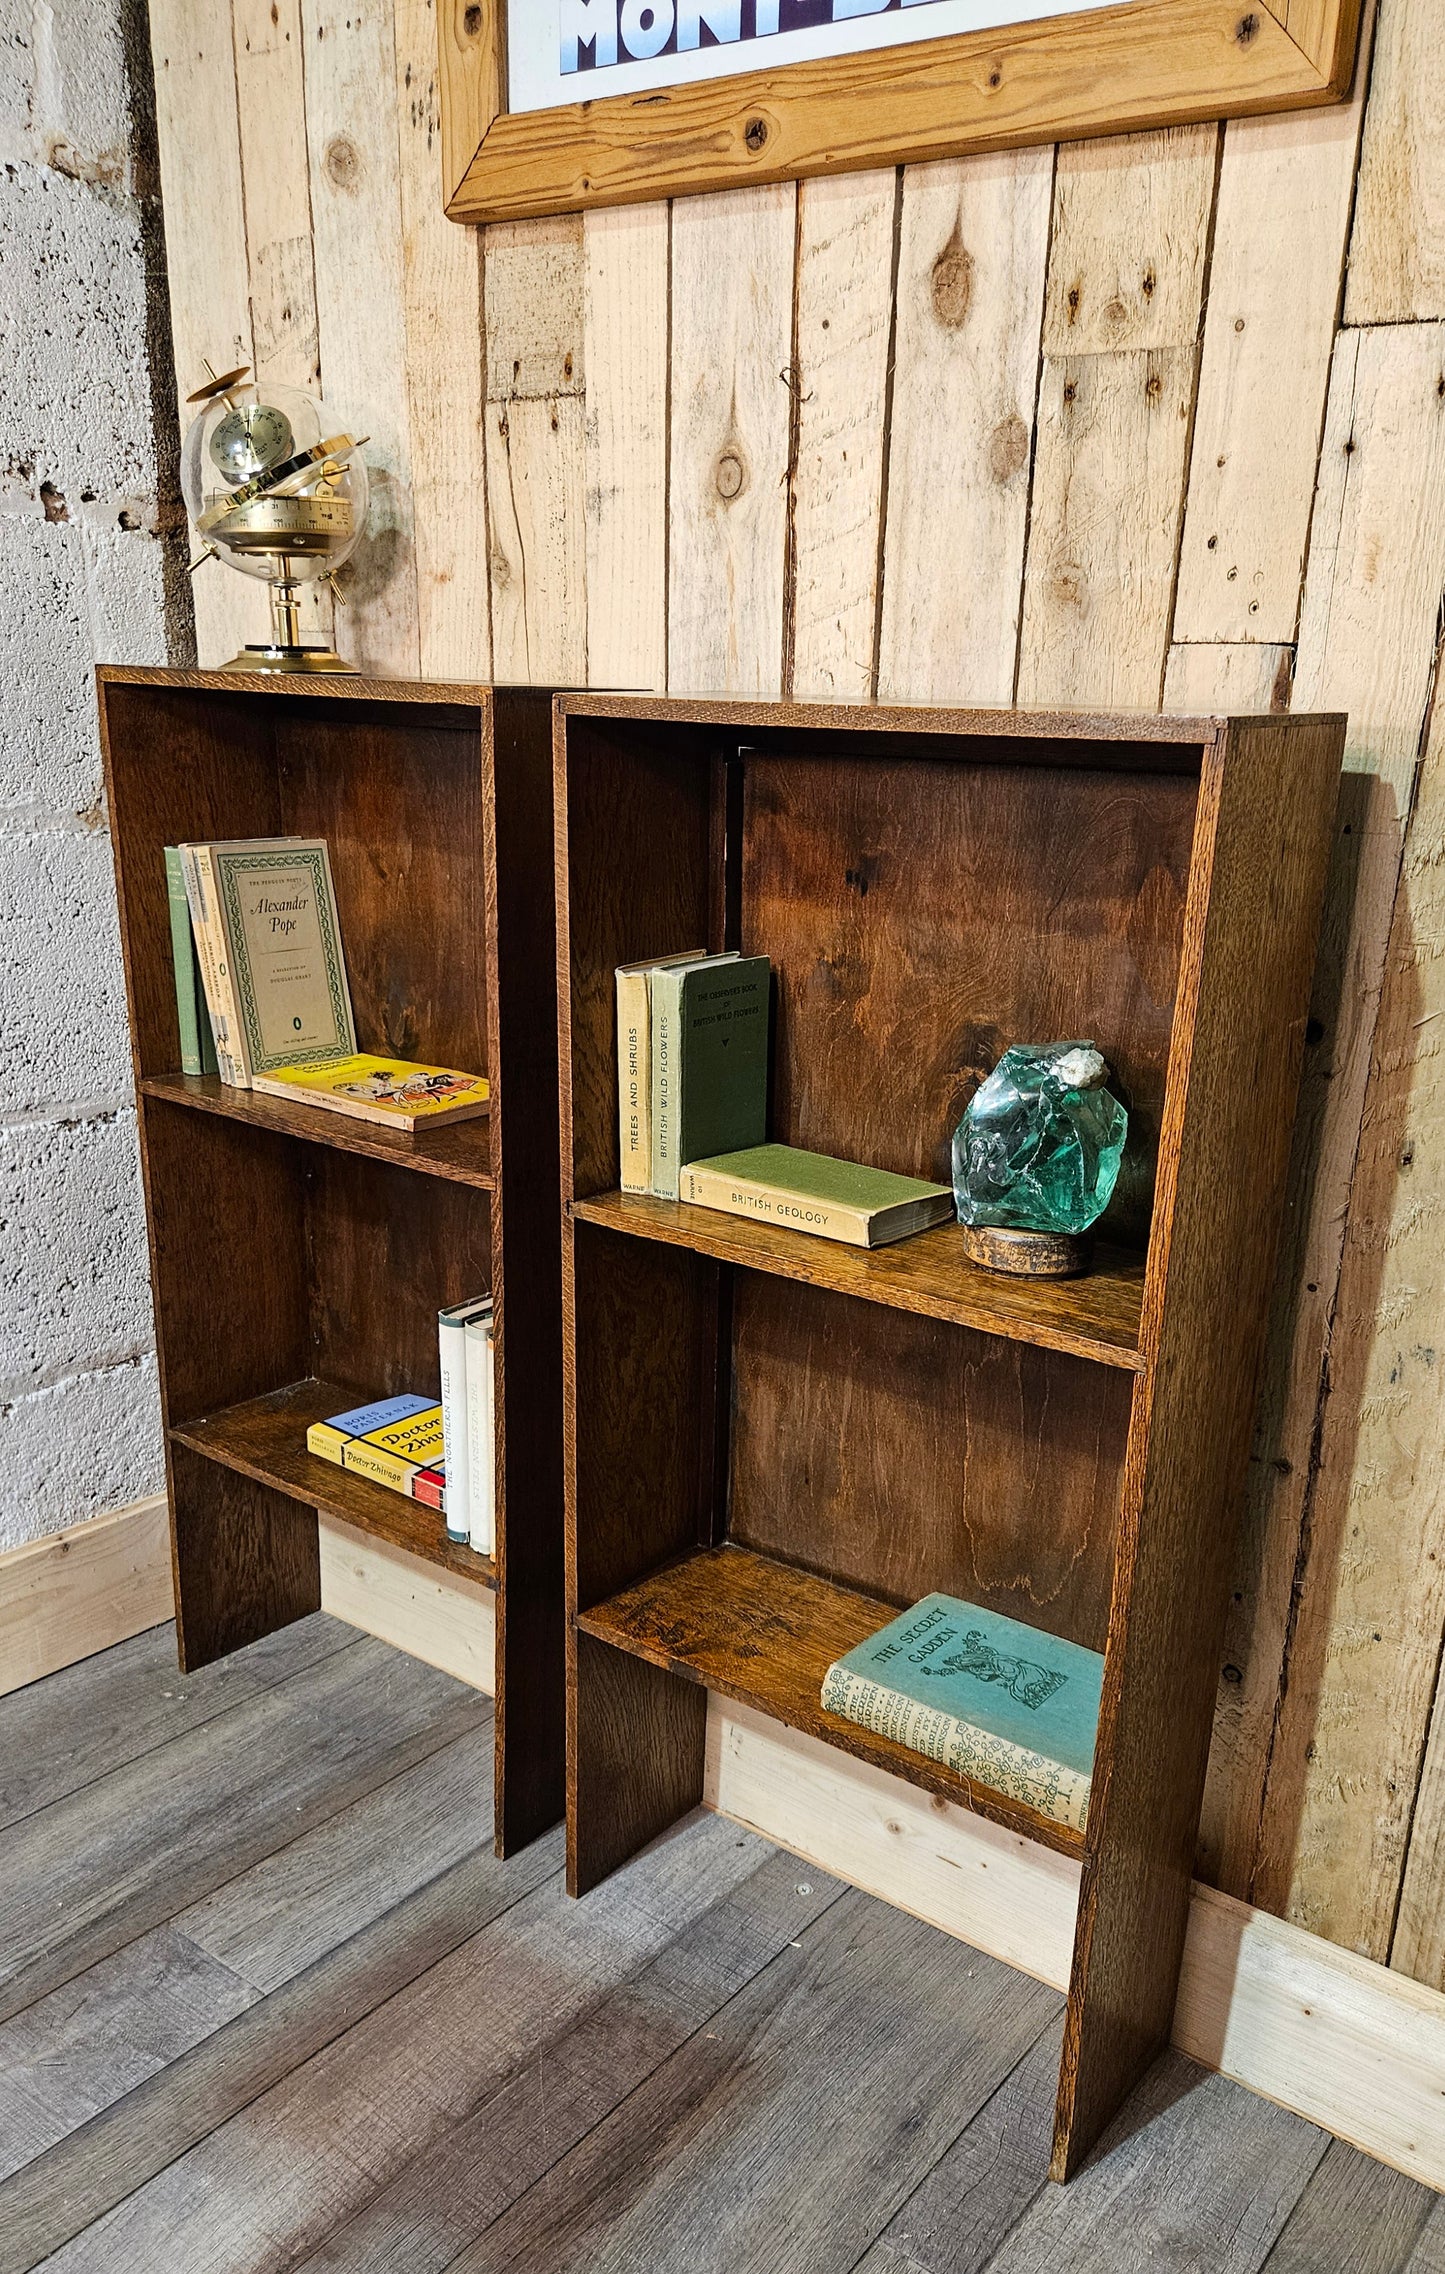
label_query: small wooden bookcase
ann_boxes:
[554,695,1344,2178]
[98,668,564,1856]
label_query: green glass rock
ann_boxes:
[952,1042,1128,1237]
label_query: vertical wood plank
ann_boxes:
[484,219,587,684]
[789,169,897,704]
[300,0,420,675]
[1174,78,1369,645]
[230,0,332,650]
[1017,127,1217,709]
[583,203,669,692]
[394,0,491,680]
[1162,643,1293,712]
[146,0,268,664]
[668,185,796,697]
[1345,0,1445,325]
[1245,323,1445,1944]
[876,151,1051,706]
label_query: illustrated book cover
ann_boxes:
[650,953,769,1201]
[679,1143,953,1249]
[180,836,356,1086]
[821,1594,1103,1831]
[252,1055,491,1130]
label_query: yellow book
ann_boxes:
[306,1393,445,1502]
[253,1054,490,1131]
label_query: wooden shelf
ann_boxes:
[577,1543,1088,1859]
[171,1378,496,1587]
[142,1075,494,1191]
[571,1190,1146,1370]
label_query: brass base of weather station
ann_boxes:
[223,643,354,674]
[960,1224,1094,1278]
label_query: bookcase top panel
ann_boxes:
[97,665,551,716]
[556,692,1347,748]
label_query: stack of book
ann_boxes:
[166,836,489,1129]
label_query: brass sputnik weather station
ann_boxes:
[181,365,370,674]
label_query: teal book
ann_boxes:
[821,1595,1104,1831]
[164,846,218,1077]
[650,953,770,1200]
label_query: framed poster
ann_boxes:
[438,0,1362,224]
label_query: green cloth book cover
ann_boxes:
[822,1594,1103,1831]
[650,954,770,1199]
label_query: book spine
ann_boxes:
[820,1664,1090,1833]
[342,1442,423,1496]
[616,967,652,1194]
[306,1423,349,1466]
[677,1164,872,1247]
[439,1310,472,1542]
[465,1317,494,1557]
[164,848,205,1076]
[182,846,250,1087]
[649,964,686,1200]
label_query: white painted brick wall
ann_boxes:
[0,0,185,1548]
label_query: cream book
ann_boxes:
[252,1054,491,1130]
[614,950,712,1193]
[179,836,356,1088]
[678,1143,953,1249]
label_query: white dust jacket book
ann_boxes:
[440,1296,490,1543]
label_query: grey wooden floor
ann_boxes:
[1,1617,1440,2274]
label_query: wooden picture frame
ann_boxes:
[439,0,1363,225]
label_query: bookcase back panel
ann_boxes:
[561,721,719,1199]
[740,753,1199,1248]
[727,1276,1132,1654]
[143,1101,311,1425]
[274,711,489,1078]
[104,685,284,1079]
[305,1151,491,1400]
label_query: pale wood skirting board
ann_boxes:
[0,1496,173,1699]
[707,1701,1445,2195]
[7,1501,1441,2187]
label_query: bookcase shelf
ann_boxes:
[554,693,1344,2181]
[141,1074,495,1191]
[171,1378,496,1587]
[577,1542,1085,1857]
[571,1190,1147,1368]
[99,669,564,1856]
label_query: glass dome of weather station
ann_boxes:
[181,366,370,675]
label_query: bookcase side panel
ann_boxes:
[570,1630,709,1896]
[486,689,567,1855]
[740,751,1200,1247]
[274,706,490,1076]
[169,1442,321,1671]
[100,681,283,1081]
[728,1278,1132,1654]
[305,1150,492,1400]
[1054,715,1344,2180]
[559,717,716,1202]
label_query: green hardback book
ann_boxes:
[821,1594,1103,1831]
[678,1143,953,1248]
[164,846,218,1077]
[650,954,770,1200]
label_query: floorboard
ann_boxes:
[0,1620,1432,2274]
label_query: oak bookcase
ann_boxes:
[98,669,563,1856]
[554,694,1344,2178]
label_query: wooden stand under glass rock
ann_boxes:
[553,695,1343,2181]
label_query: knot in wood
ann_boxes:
[464,2,483,32]
[324,135,361,190]
[744,116,768,152]
[1235,10,1259,38]
[714,450,746,502]
[930,238,973,331]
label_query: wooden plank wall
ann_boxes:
[147,0,1445,1984]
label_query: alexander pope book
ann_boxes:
[252,1055,491,1130]
[821,1595,1103,1832]
[679,1143,953,1248]
[307,1392,446,1501]
[180,836,356,1087]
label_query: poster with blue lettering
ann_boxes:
[508,0,1102,115]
